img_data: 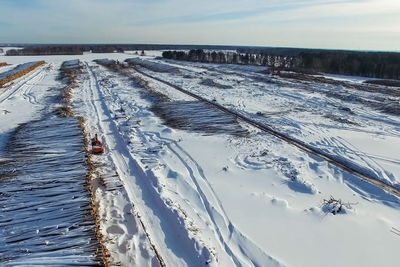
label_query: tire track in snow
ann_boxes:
[84,63,216,266]
[21,66,50,104]
[333,136,397,183]
[144,131,284,267]
[90,64,285,266]
[152,60,400,170]
[0,64,47,104]
[130,66,400,199]
[81,64,164,266]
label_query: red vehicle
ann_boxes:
[91,134,104,154]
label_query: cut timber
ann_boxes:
[0,61,45,87]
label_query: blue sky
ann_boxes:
[1,0,399,51]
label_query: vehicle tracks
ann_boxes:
[0,65,48,104]
[91,63,286,266]
[130,66,400,199]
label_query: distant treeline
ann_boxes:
[3,44,340,57]
[162,50,296,68]
[4,43,399,79]
[5,45,126,56]
[297,51,400,80]
[5,44,248,56]
[162,49,400,80]
[236,47,323,57]
[91,46,124,53]
[3,44,262,53]
[6,46,84,56]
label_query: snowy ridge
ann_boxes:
[78,63,213,266]
[76,61,287,266]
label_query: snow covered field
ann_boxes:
[1,51,400,267]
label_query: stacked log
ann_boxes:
[0,61,45,87]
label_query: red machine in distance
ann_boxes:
[91,134,104,154]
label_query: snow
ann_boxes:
[126,57,180,73]
[320,73,371,83]
[0,64,15,75]
[1,49,400,267]
[0,63,51,150]
[0,61,42,80]
[134,57,400,187]
[125,50,164,58]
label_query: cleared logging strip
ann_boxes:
[58,62,80,117]
[0,61,45,87]
[92,60,166,267]
[80,117,112,267]
[60,61,109,266]
[80,116,165,267]
[130,65,400,199]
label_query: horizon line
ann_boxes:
[1,43,399,53]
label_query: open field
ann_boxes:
[1,51,400,267]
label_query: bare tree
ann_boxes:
[322,196,357,215]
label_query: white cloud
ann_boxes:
[0,0,399,50]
